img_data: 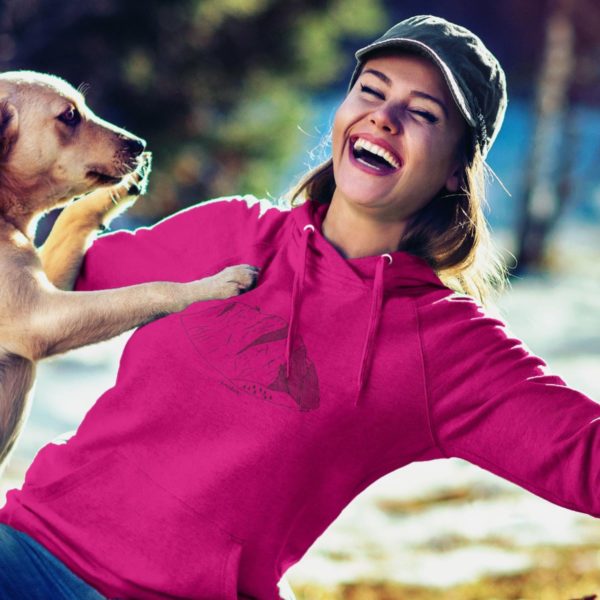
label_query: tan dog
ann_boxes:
[0,71,258,469]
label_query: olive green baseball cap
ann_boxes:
[348,15,508,158]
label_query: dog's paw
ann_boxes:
[203,265,261,300]
[125,152,152,197]
[112,151,153,203]
[78,152,153,222]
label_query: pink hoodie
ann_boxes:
[1,196,599,599]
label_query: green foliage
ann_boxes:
[293,0,387,86]
[194,0,274,30]
[1,0,387,219]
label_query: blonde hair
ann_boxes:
[287,137,508,306]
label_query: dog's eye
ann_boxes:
[57,106,81,127]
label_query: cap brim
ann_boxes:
[354,38,477,129]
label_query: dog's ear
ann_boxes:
[0,100,19,158]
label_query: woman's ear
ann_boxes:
[444,162,463,193]
[0,100,19,157]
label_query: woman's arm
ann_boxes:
[418,293,600,517]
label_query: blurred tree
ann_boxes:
[515,0,577,273]
[0,0,387,225]
[515,0,600,273]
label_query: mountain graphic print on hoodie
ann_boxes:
[1,196,599,600]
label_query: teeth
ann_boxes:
[353,138,400,169]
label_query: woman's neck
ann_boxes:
[320,194,406,259]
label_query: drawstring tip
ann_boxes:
[285,337,291,378]
[354,371,365,407]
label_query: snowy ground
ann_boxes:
[1,226,599,592]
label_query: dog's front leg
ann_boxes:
[8,265,259,361]
[39,156,150,291]
[38,202,105,291]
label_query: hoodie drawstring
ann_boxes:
[285,222,390,407]
[285,224,314,377]
[355,253,392,407]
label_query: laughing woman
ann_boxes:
[1,15,599,600]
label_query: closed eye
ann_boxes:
[410,109,439,124]
[359,83,384,100]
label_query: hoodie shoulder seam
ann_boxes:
[413,299,450,459]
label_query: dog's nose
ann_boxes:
[123,137,146,157]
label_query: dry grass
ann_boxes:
[291,545,600,600]
[375,484,508,516]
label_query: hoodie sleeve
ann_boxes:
[418,292,600,518]
[75,195,280,291]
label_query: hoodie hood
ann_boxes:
[287,199,447,406]
[291,200,446,289]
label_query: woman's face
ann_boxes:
[331,52,466,222]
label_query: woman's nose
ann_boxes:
[369,104,401,134]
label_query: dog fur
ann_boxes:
[0,71,258,469]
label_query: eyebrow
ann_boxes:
[410,91,449,118]
[362,68,392,86]
[361,68,449,118]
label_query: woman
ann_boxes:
[1,14,598,600]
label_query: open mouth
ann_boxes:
[349,136,402,174]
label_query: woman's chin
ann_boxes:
[334,186,393,210]
[332,167,401,208]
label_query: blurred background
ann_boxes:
[1,0,600,598]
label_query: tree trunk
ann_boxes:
[514,0,577,274]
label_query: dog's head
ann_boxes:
[0,71,146,211]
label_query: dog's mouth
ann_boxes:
[86,170,124,185]
[86,154,148,187]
